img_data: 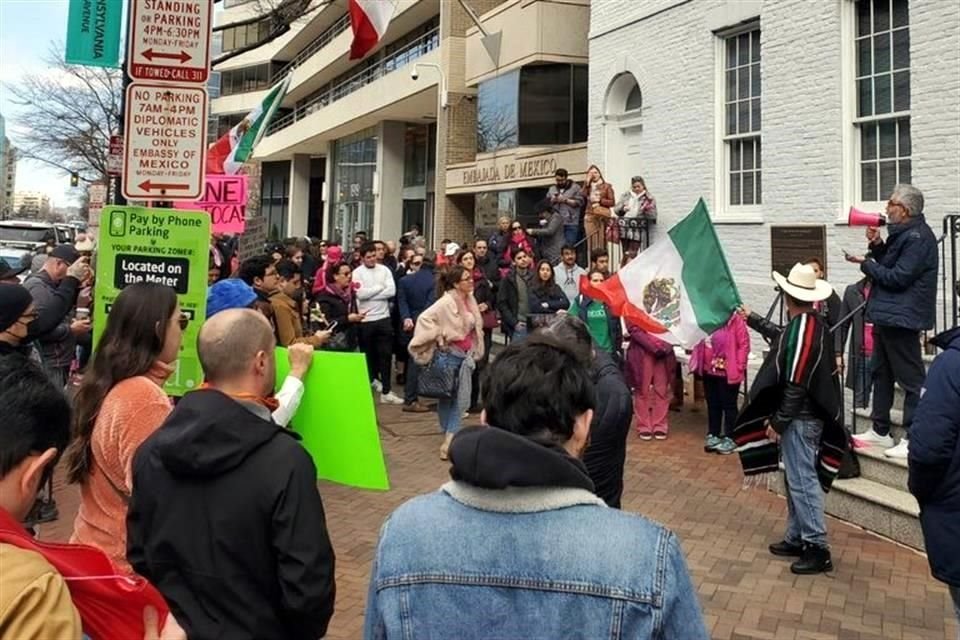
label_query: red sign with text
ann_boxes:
[128,0,212,84]
[174,175,247,234]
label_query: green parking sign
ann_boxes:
[65,0,122,68]
[95,206,210,396]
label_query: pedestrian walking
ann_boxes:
[408,265,484,460]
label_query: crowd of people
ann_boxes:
[0,178,957,637]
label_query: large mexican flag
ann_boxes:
[207,75,292,175]
[582,198,741,348]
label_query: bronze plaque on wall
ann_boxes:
[770,225,827,276]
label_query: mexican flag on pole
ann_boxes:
[207,75,292,175]
[581,198,742,348]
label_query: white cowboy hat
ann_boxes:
[772,263,834,302]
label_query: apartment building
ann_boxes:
[588,0,959,323]
[13,191,51,220]
[211,0,591,244]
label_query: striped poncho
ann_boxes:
[733,311,847,492]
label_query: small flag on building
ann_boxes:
[206,75,292,175]
[581,198,742,348]
[349,0,398,60]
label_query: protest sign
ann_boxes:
[275,348,389,491]
[174,174,247,233]
[95,206,210,396]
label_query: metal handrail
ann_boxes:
[940,214,959,334]
[275,13,351,79]
[266,27,440,135]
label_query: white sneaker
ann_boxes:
[884,439,909,459]
[852,429,894,449]
[371,379,383,393]
[380,391,404,405]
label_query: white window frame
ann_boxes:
[713,22,763,223]
[840,0,912,221]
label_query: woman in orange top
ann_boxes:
[66,282,185,573]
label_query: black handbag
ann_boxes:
[417,351,462,399]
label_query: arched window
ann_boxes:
[604,72,643,118]
[625,84,642,112]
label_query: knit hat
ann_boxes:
[49,244,80,265]
[206,278,257,319]
[325,245,343,264]
[0,283,34,334]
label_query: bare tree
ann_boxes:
[213,0,336,66]
[3,44,121,185]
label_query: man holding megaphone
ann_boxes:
[844,184,938,459]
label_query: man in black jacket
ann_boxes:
[128,309,336,640]
[23,245,91,388]
[541,316,633,508]
[497,249,533,342]
[398,252,437,412]
[844,184,938,458]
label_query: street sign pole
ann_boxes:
[113,4,134,207]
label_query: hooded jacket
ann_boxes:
[364,425,708,640]
[908,327,960,587]
[127,389,336,640]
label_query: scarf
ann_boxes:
[733,312,847,492]
[199,382,280,412]
[324,283,352,307]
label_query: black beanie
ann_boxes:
[0,284,33,334]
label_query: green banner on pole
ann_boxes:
[65,0,122,68]
[275,348,390,491]
[95,206,210,396]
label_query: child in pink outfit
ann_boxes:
[625,322,676,439]
[690,312,750,454]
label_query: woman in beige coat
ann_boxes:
[409,265,485,459]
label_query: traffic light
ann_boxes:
[70,172,79,187]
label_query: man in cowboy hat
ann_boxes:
[733,263,847,575]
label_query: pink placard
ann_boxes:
[175,174,248,234]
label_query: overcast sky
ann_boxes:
[1,0,88,206]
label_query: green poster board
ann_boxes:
[65,0,122,68]
[275,348,390,491]
[95,206,210,396]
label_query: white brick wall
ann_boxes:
[589,0,960,352]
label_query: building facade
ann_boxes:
[589,0,959,325]
[12,191,51,220]
[211,0,591,245]
[0,113,16,220]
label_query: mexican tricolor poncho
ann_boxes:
[733,311,848,492]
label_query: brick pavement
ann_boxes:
[40,406,957,640]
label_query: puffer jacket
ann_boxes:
[861,214,938,331]
[908,327,960,587]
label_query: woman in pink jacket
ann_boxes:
[625,321,676,440]
[690,312,750,455]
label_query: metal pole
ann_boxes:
[113,2,133,207]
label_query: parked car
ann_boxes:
[0,244,33,283]
[55,223,76,243]
[0,220,61,248]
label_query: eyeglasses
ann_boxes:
[411,260,423,266]
[178,312,190,331]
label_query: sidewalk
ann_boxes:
[41,405,957,639]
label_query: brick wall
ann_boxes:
[589,0,960,352]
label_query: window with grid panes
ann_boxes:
[855,0,910,202]
[723,28,761,206]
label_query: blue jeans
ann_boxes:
[436,351,473,434]
[781,418,828,548]
[564,225,580,248]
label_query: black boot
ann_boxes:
[790,545,833,575]
[768,540,804,557]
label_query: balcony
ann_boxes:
[255,45,441,160]
[266,27,440,135]
[274,13,351,80]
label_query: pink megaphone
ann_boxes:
[848,206,887,227]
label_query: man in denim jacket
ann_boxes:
[364,333,707,639]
